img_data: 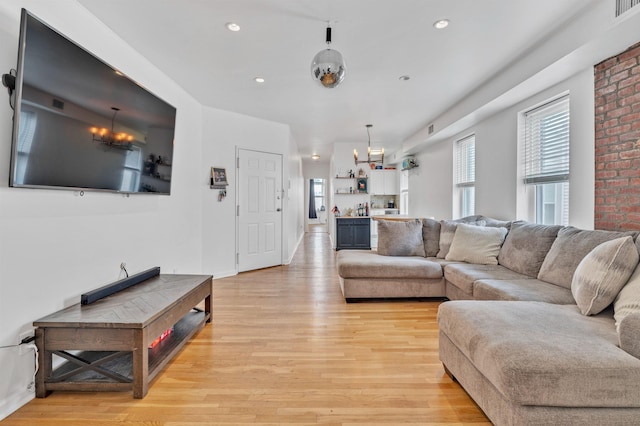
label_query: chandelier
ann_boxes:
[90,107,134,150]
[354,124,384,166]
[310,25,346,88]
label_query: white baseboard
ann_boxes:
[284,232,305,265]
[212,270,237,280]
[0,389,33,421]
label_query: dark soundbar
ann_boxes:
[81,266,161,305]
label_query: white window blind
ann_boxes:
[455,135,475,217]
[15,110,37,185]
[120,145,142,192]
[523,96,570,184]
[455,135,475,187]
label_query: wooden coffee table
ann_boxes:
[33,274,212,398]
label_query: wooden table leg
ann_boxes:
[132,329,149,398]
[205,292,212,323]
[35,328,51,398]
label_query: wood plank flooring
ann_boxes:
[3,231,490,425]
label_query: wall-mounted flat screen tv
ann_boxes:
[9,9,176,194]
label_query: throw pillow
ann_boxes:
[537,226,638,289]
[436,219,486,259]
[571,236,639,316]
[422,218,441,257]
[618,313,640,359]
[614,262,640,332]
[377,219,426,257]
[497,221,562,277]
[445,223,508,265]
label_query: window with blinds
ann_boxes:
[120,145,143,192]
[522,96,570,225]
[455,135,475,217]
[523,96,569,184]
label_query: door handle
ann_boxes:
[277,208,282,212]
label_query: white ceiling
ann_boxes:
[77,0,596,162]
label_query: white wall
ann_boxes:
[286,131,305,262]
[0,0,204,418]
[408,68,594,228]
[409,140,454,220]
[200,107,304,277]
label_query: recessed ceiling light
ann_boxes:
[433,19,450,30]
[254,77,265,83]
[311,154,320,160]
[226,22,240,32]
[399,75,410,81]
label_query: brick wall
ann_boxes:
[594,42,640,230]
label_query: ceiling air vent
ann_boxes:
[616,0,640,17]
[51,98,64,110]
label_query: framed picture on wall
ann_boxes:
[357,178,367,193]
[211,167,228,188]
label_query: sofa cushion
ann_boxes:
[422,218,441,257]
[377,219,426,257]
[438,301,640,407]
[426,257,463,267]
[445,223,508,265]
[436,219,486,259]
[473,278,575,304]
[614,262,640,331]
[477,215,511,229]
[619,312,640,359]
[336,250,442,280]
[497,221,562,277]
[537,227,638,289]
[444,263,530,297]
[571,236,638,315]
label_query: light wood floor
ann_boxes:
[4,232,490,425]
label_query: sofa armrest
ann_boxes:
[619,312,640,359]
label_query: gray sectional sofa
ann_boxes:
[335,216,640,425]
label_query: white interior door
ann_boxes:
[238,149,283,272]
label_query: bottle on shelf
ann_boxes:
[365,202,369,216]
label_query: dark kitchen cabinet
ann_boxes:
[336,217,371,250]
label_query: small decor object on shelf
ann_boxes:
[402,157,419,170]
[357,178,367,193]
[211,167,228,188]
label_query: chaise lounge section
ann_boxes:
[438,301,640,425]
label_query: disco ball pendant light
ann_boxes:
[310,25,346,88]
